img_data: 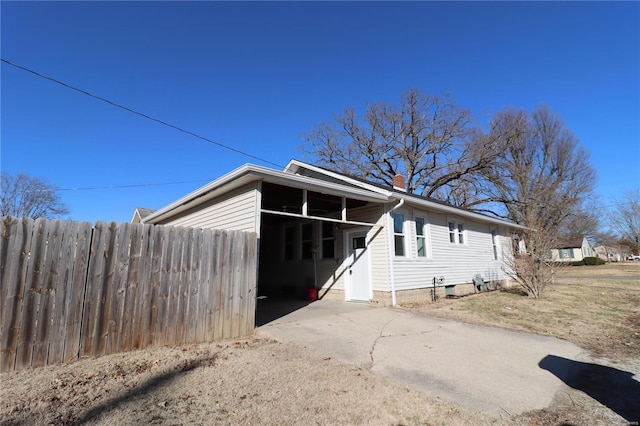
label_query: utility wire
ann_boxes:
[55,179,209,191]
[1,58,284,169]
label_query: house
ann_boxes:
[131,207,156,224]
[593,245,621,262]
[141,160,526,306]
[550,236,593,262]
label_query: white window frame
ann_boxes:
[320,221,336,259]
[300,222,314,260]
[283,225,296,260]
[392,212,407,257]
[448,218,466,246]
[414,215,431,258]
[491,227,499,260]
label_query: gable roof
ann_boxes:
[131,207,156,223]
[143,159,526,230]
[556,236,588,249]
[142,163,388,224]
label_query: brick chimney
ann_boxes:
[392,174,406,191]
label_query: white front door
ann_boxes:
[346,231,371,301]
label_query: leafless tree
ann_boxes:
[481,106,596,298]
[558,200,601,239]
[608,189,640,254]
[1,172,69,219]
[480,105,597,232]
[302,89,498,204]
[502,217,564,298]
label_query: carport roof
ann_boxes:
[142,163,388,224]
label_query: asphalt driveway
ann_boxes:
[257,299,586,418]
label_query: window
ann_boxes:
[393,213,405,256]
[491,230,499,260]
[284,226,295,260]
[301,223,313,260]
[448,220,465,245]
[321,222,335,259]
[415,217,428,257]
[352,236,366,249]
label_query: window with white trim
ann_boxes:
[491,230,499,260]
[284,225,295,260]
[448,220,465,245]
[321,222,335,259]
[301,223,313,260]
[415,217,428,257]
[393,212,406,256]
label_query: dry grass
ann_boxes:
[404,262,640,425]
[404,263,640,361]
[1,338,499,426]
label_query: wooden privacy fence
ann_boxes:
[0,216,257,372]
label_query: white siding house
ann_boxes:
[550,236,593,262]
[142,160,526,306]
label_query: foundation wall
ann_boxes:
[318,279,515,306]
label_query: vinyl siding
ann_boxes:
[158,182,259,232]
[390,203,513,290]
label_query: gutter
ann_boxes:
[389,193,528,230]
[387,198,405,306]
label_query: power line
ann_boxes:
[1,58,284,169]
[55,179,209,191]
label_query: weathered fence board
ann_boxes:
[213,230,227,341]
[1,217,31,371]
[63,221,92,363]
[0,216,257,372]
[15,218,47,370]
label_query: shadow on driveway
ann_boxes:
[539,354,640,423]
[255,297,312,327]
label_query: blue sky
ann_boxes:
[2,1,639,224]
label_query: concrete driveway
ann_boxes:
[257,299,586,418]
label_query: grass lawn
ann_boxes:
[404,263,640,361]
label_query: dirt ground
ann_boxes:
[1,338,498,426]
[1,263,638,425]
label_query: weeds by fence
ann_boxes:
[0,216,257,372]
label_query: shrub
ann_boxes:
[570,257,605,266]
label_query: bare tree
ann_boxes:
[558,201,601,239]
[480,106,596,298]
[608,189,640,254]
[502,217,564,298]
[1,172,69,219]
[302,89,497,204]
[480,105,597,232]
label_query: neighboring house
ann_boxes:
[550,236,593,262]
[141,160,526,306]
[131,207,156,224]
[594,245,621,262]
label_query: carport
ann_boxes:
[255,181,383,323]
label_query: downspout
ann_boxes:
[388,198,405,306]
